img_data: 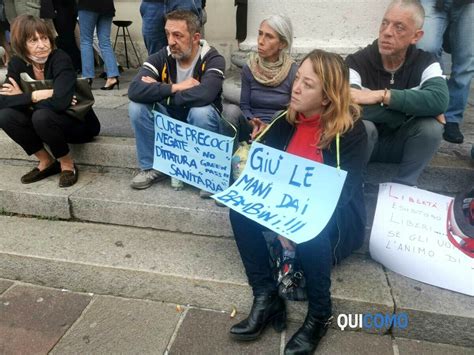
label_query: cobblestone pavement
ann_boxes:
[1,280,472,355]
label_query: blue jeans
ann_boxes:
[129,101,222,170]
[78,10,119,79]
[417,0,474,124]
[165,0,202,14]
[140,0,202,55]
[140,1,166,55]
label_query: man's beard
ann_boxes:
[171,43,193,60]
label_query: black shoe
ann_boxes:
[21,161,61,184]
[100,77,119,90]
[230,292,286,341]
[59,164,79,188]
[443,122,464,144]
[284,313,332,355]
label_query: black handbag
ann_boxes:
[20,72,94,121]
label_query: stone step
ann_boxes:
[0,162,231,237]
[0,215,389,327]
[1,130,471,195]
[0,132,137,170]
[0,160,453,242]
[0,214,471,347]
[0,160,376,257]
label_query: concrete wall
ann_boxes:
[240,0,391,55]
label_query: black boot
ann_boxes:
[284,313,332,354]
[230,292,286,340]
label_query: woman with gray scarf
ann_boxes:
[228,15,297,142]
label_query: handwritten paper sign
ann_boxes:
[153,111,234,193]
[213,142,347,244]
[370,183,473,296]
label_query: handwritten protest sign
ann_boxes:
[153,111,234,193]
[213,142,347,244]
[370,183,473,296]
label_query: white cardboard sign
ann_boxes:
[370,183,473,296]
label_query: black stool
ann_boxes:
[113,20,141,68]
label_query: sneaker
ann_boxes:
[443,122,464,144]
[130,169,166,189]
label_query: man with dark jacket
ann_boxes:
[128,9,225,190]
[346,0,449,186]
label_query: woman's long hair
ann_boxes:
[10,15,56,63]
[287,49,360,149]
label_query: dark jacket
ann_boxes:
[1,49,96,121]
[260,112,368,262]
[77,0,115,16]
[345,40,449,129]
[128,40,225,112]
[40,0,55,18]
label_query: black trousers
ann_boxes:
[53,0,81,72]
[0,108,100,158]
[230,209,339,318]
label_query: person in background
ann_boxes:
[0,15,100,187]
[228,49,367,354]
[53,0,81,73]
[140,0,202,55]
[0,0,11,66]
[78,0,120,90]
[4,0,40,21]
[4,0,55,33]
[235,0,247,43]
[417,0,473,144]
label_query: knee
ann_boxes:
[128,101,152,124]
[229,210,248,233]
[0,108,19,129]
[229,209,241,227]
[188,105,217,119]
[98,37,112,49]
[413,118,443,142]
[188,105,219,126]
[31,109,53,131]
[79,31,93,45]
[362,120,378,144]
[362,120,378,162]
[222,104,243,127]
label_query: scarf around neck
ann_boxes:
[248,51,294,87]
